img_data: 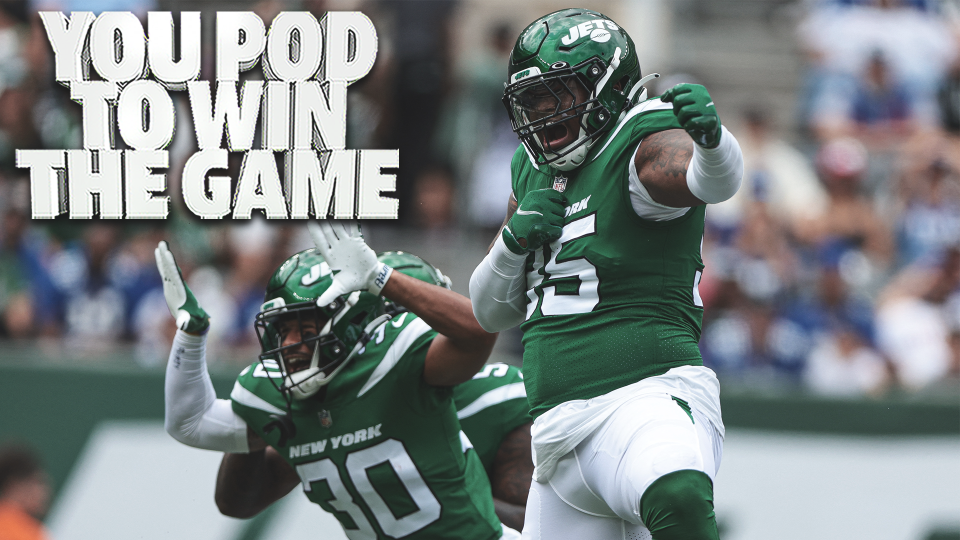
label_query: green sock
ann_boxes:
[639,469,720,540]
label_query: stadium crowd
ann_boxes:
[0,0,956,398]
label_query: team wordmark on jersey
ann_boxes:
[289,423,383,459]
[564,195,591,218]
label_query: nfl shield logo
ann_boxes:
[318,410,333,428]
[553,174,568,193]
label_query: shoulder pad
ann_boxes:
[231,361,287,415]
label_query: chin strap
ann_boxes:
[634,73,660,100]
[617,73,661,124]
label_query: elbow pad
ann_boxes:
[469,235,529,332]
[165,330,250,453]
[685,125,744,204]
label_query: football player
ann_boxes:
[378,251,534,530]
[157,222,520,539]
[468,9,743,540]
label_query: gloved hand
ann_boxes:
[308,221,392,308]
[661,83,722,149]
[154,241,210,334]
[502,188,567,255]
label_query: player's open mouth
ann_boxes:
[542,121,575,151]
[284,355,310,373]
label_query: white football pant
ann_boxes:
[521,392,723,540]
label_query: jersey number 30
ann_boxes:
[297,439,441,539]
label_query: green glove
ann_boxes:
[502,189,567,254]
[154,241,210,335]
[661,83,722,149]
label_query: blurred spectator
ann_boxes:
[379,0,458,224]
[849,52,916,142]
[38,226,160,350]
[700,281,809,379]
[0,3,36,175]
[876,247,960,389]
[939,50,960,134]
[797,0,955,136]
[413,164,455,230]
[700,229,809,379]
[0,181,56,341]
[803,328,889,396]
[707,106,828,236]
[814,50,917,147]
[223,219,285,346]
[467,125,515,234]
[732,205,800,301]
[435,22,516,232]
[786,245,890,396]
[0,444,50,540]
[895,158,960,265]
[795,138,894,276]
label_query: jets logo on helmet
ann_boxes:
[560,19,619,46]
[502,9,644,172]
[254,248,390,401]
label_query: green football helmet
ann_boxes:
[377,251,451,316]
[255,248,390,400]
[503,9,646,171]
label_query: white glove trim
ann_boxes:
[370,262,393,295]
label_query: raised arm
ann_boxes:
[379,271,497,386]
[308,221,497,387]
[635,84,743,209]
[156,241,258,454]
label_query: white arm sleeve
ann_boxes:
[685,125,743,204]
[164,330,251,453]
[469,234,528,332]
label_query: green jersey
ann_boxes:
[454,364,532,476]
[231,312,503,540]
[511,98,706,418]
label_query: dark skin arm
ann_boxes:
[490,422,534,531]
[493,129,696,253]
[633,128,702,208]
[214,428,294,519]
[381,272,498,387]
[488,195,519,253]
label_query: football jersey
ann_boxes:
[231,312,503,540]
[511,98,707,418]
[453,363,532,476]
